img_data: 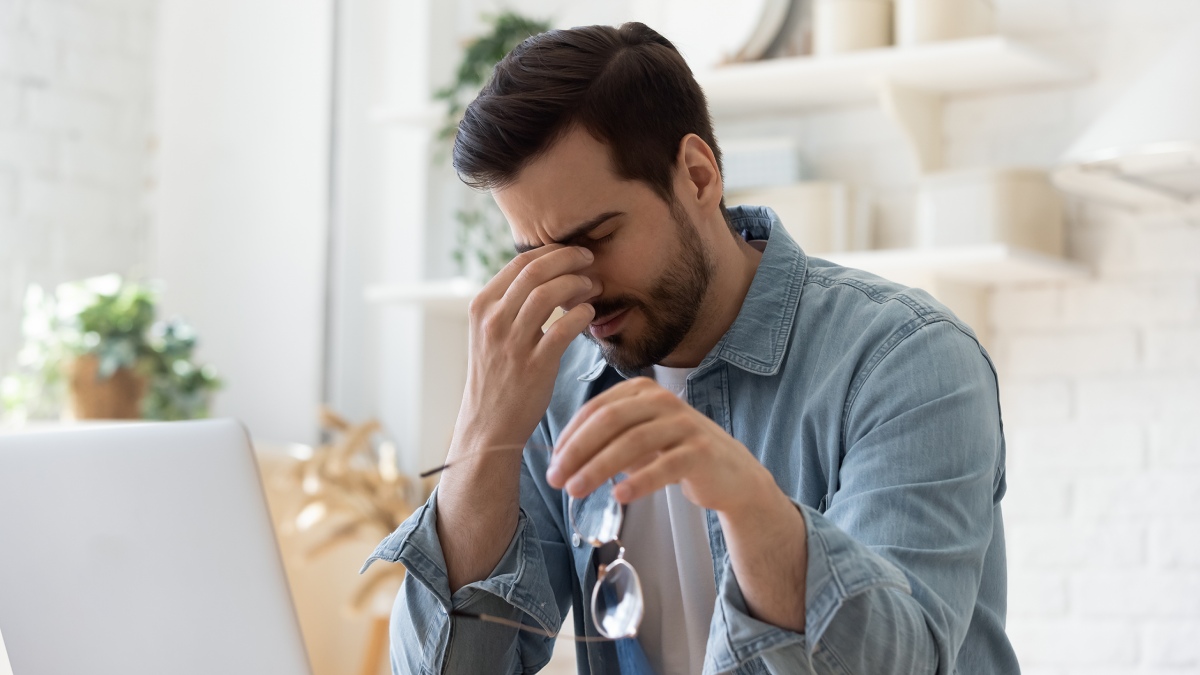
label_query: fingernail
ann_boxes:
[579,247,593,261]
[546,465,562,486]
[566,476,584,495]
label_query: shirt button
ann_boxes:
[572,533,582,548]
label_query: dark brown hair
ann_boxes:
[452,22,728,220]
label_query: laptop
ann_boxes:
[0,419,313,675]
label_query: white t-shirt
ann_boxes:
[618,364,717,675]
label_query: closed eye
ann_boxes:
[586,224,619,248]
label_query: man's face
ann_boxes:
[493,127,714,373]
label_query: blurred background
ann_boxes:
[2,0,1199,673]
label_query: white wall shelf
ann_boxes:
[364,278,480,316]
[365,246,1085,319]
[698,36,1086,114]
[700,36,1087,171]
[821,244,1088,286]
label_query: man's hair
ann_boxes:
[452,22,729,222]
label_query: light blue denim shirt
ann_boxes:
[363,206,1019,675]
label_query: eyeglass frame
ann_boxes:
[568,479,645,640]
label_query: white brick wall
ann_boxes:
[0,0,157,373]
[976,6,1200,648]
[992,210,1200,670]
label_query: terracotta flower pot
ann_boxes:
[68,354,147,420]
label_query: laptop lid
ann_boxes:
[0,419,313,675]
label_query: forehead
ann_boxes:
[493,127,635,239]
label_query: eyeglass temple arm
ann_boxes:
[420,442,552,478]
[448,610,619,643]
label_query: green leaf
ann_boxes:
[435,11,550,142]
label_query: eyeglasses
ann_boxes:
[569,477,643,639]
[421,443,644,642]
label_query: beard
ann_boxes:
[583,204,715,374]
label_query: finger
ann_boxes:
[549,387,676,488]
[563,416,691,498]
[555,377,659,459]
[474,244,566,307]
[612,444,694,504]
[513,273,592,339]
[498,246,594,323]
[535,302,595,361]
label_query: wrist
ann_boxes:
[454,387,545,460]
[719,462,789,526]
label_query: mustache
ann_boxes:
[588,297,637,320]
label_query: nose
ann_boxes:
[560,270,602,313]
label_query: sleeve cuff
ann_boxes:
[799,503,912,644]
[360,485,562,633]
[707,502,913,674]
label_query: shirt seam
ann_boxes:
[496,515,561,632]
[840,318,981,456]
[804,504,914,643]
[801,271,944,319]
[398,536,452,607]
[435,611,452,675]
[813,634,855,675]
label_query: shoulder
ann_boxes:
[800,256,983,347]
[791,256,997,398]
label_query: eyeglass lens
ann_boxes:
[569,478,623,546]
[593,557,644,639]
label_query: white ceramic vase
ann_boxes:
[813,0,893,55]
[894,0,995,46]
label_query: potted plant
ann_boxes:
[0,275,221,422]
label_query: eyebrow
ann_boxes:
[514,211,624,255]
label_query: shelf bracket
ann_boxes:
[877,80,944,173]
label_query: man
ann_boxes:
[362,22,1018,675]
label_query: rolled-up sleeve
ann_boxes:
[708,320,1006,675]
[362,430,570,674]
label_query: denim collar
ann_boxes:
[579,205,807,382]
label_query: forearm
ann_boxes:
[435,429,523,592]
[718,465,808,634]
[432,244,595,593]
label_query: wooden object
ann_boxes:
[357,617,390,675]
[67,355,145,419]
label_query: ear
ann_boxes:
[675,133,723,213]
